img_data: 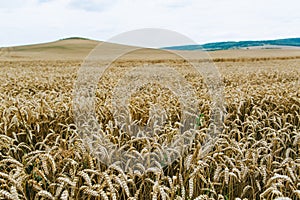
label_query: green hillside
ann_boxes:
[163,38,300,51]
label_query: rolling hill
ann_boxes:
[163,38,300,51]
[0,37,300,61]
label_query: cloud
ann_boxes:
[0,0,299,46]
[0,0,33,10]
[68,0,118,12]
[161,0,193,9]
[38,0,53,3]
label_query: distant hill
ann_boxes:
[0,38,100,60]
[1,37,300,61]
[13,37,99,52]
[0,37,171,60]
[163,38,300,51]
[59,37,91,41]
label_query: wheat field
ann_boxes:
[0,46,299,200]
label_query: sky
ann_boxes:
[0,0,299,47]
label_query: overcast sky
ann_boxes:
[0,0,299,47]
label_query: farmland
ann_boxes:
[0,41,299,199]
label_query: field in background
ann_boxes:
[0,40,299,199]
[1,38,300,61]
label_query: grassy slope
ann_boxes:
[0,38,99,60]
[14,39,98,52]
[163,38,300,51]
[0,38,300,61]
